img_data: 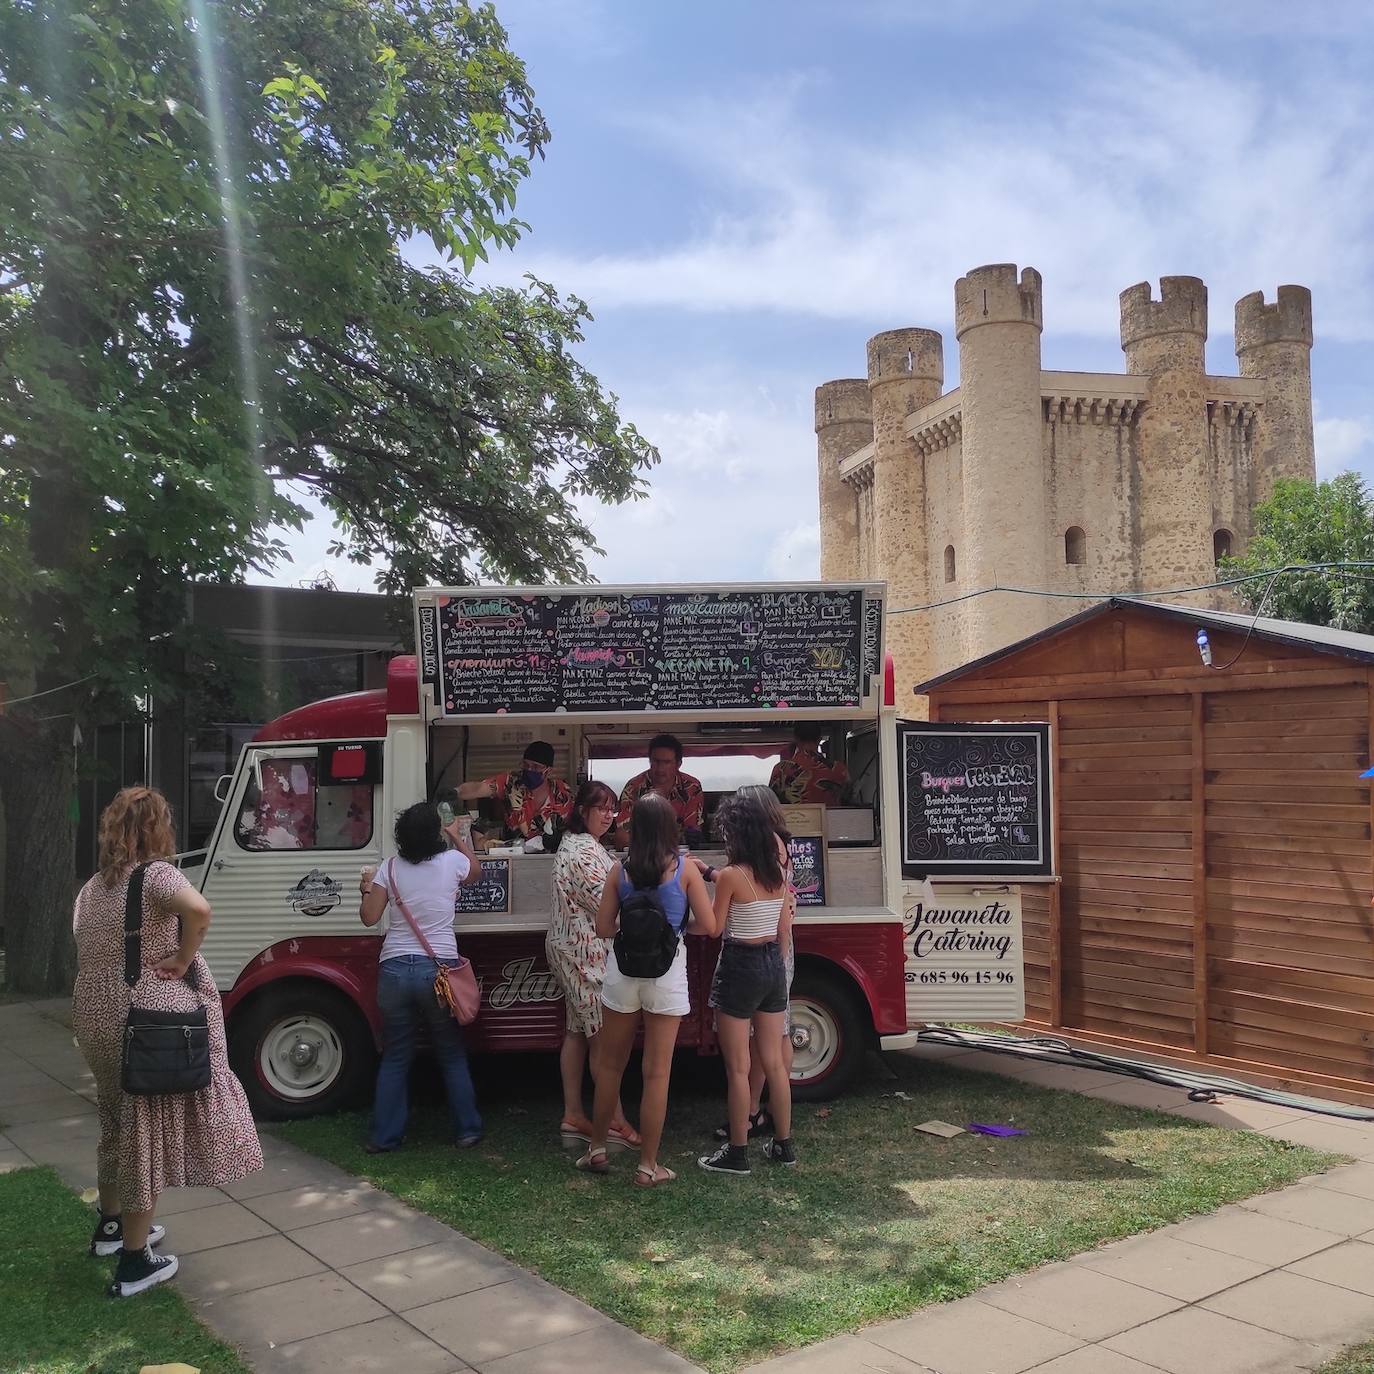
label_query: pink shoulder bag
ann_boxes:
[389,876,481,1026]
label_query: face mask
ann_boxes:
[522,768,546,788]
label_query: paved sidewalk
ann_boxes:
[0,998,699,1374]
[743,1040,1374,1374]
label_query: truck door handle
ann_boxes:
[213,859,229,871]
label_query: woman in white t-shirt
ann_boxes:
[359,802,482,1152]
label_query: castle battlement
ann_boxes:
[954,263,1043,338]
[816,265,1316,697]
[1236,285,1314,353]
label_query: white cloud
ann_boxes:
[483,35,1374,343]
[765,522,820,580]
[1315,415,1374,478]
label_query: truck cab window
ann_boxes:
[235,756,374,851]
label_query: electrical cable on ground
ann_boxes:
[914,1025,1374,1122]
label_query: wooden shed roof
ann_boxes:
[914,598,1374,696]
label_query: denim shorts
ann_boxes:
[709,940,788,1019]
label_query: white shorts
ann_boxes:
[601,943,690,1018]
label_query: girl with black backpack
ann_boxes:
[578,793,715,1186]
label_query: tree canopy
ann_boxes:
[1222,473,1374,633]
[0,0,657,989]
[0,0,657,704]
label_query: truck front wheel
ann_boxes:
[788,967,870,1101]
[231,984,377,1121]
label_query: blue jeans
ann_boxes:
[370,955,482,1148]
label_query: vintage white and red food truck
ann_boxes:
[185,582,1033,1120]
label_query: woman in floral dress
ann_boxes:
[547,781,640,1150]
[73,787,263,1297]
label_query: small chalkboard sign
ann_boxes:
[779,807,828,907]
[787,834,827,907]
[897,722,1052,878]
[455,858,512,915]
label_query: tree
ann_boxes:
[1222,473,1374,633]
[0,0,657,991]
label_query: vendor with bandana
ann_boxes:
[457,740,574,850]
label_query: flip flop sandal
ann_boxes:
[575,1147,610,1174]
[633,1164,677,1188]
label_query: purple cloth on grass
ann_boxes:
[965,1123,1028,1137]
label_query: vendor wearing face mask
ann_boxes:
[456,741,573,850]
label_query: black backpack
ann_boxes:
[613,881,680,979]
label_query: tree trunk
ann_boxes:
[0,717,78,995]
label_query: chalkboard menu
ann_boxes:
[897,722,1052,878]
[424,587,876,716]
[787,834,828,908]
[455,859,511,915]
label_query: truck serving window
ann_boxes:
[235,754,375,852]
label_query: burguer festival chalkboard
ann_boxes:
[897,722,1053,878]
[422,587,876,716]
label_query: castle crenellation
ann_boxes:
[815,264,1316,697]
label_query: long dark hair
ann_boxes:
[718,790,786,890]
[566,779,616,835]
[624,792,679,890]
[736,784,791,844]
[394,802,447,864]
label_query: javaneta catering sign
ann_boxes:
[903,885,1025,1023]
[897,721,1053,878]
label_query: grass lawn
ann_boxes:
[1323,1343,1374,1374]
[0,1166,252,1374]
[279,1051,1338,1372]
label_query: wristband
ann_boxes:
[703,866,716,883]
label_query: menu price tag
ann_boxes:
[455,859,511,915]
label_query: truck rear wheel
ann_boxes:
[788,967,869,1101]
[231,984,376,1121]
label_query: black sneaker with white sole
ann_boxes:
[90,1215,166,1257]
[109,1245,179,1298]
[764,1136,797,1167]
[697,1142,751,1175]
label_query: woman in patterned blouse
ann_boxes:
[548,781,640,1151]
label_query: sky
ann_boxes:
[268,0,1374,596]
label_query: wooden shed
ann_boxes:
[918,598,1374,1106]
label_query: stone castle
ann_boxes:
[815,264,1316,694]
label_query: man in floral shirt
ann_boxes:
[612,734,704,844]
[769,724,850,807]
[458,740,573,848]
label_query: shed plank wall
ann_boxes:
[928,608,1374,1102]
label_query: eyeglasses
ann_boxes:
[588,802,616,814]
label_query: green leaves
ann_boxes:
[1223,473,1374,633]
[0,0,655,715]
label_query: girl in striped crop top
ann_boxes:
[698,790,797,1176]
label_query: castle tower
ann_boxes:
[814,379,872,581]
[867,328,943,693]
[1120,277,1215,593]
[955,264,1047,654]
[1235,286,1316,501]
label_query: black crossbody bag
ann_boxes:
[120,861,211,1096]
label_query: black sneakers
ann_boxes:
[697,1142,751,1175]
[108,1244,179,1298]
[90,1215,166,1257]
[764,1136,798,1167]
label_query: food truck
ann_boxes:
[190,582,928,1119]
